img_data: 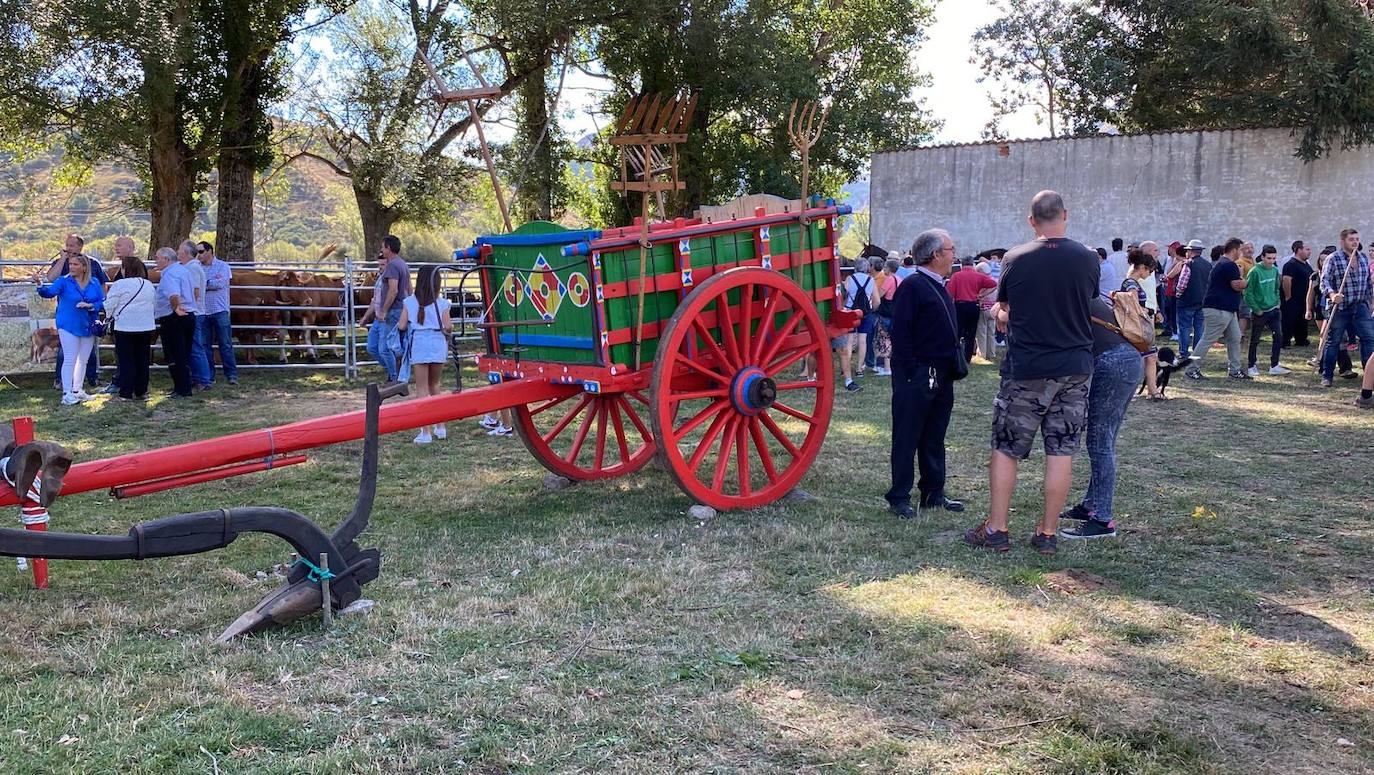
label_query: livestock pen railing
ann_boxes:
[0,256,489,381]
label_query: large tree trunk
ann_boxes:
[145,93,199,254]
[355,188,399,261]
[215,0,273,264]
[141,1,200,256]
[513,61,554,223]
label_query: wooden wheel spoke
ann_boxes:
[627,390,650,406]
[608,399,632,464]
[737,283,755,366]
[690,317,733,372]
[688,408,734,473]
[668,387,728,402]
[593,403,608,471]
[735,420,751,498]
[764,345,813,379]
[618,395,653,443]
[711,416,738,491]
[758,312,806,368]
[564,400,598,463]
[759,412,802,459]
[542,394,593,444]
[750,291,791,364]
[773,380,819,391]
[716,295,744,369]
[748,418,779,481]
[673,398,729,442]
[771,400,815,424]
[529,392,578,417]
[677,355,732,385]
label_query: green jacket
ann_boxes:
[1243,263,1280,313]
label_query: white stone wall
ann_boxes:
[870,128,1374,257]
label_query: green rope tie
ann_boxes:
[295,556,336,583]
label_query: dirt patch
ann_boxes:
[1043,569,1117,595]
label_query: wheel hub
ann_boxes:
[730,366,776,416]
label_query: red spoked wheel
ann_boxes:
[649,267,834,510]
[514,391,657,481]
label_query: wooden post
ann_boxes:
[320,552,332,630]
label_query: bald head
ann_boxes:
[1028,190,1068,238]
[113,236,135,259]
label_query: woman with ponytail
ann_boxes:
[398,264,454,444]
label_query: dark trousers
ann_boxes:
[885,359,954,508]
[114,330,152,398]
[1247,308,1282,368]
[1280,300,1308,346]
[158,313,196,396]
[1162,295,1177,336]
[954,301,980,362]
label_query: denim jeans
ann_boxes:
[1176,305,1205,358]
[194,310,238,384]
[367,306,403,381]
[1321,300,1374,380]
[1081,343,1143,523]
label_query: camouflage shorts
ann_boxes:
[990,374,1092,459]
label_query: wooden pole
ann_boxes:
[320,552,332,630]
[634,149,652,371]
[469,99,513,232]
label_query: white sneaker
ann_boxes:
[414,431,433,444]
[433,424,447,440]
[1267,365,1291,375]
[487,424,513,437]
[875,367,891,376]
[1246,366,1260,378]
[61,393,81,405]
[76,390,95,401]
[479,416,499,429]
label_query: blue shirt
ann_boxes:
[156,262,198,318]
[200,258,232,314]
[1097,260,1121,301]
[38,275,105,336]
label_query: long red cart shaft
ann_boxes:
[0,379,577,508]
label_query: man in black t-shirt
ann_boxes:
[1280,240,1313,347]
[1184,237,1248,380]
[964,191,1098,557]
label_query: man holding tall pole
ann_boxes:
[1318,229,1374,388]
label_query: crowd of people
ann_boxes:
[869,190,1374,556]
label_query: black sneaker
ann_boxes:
[1185,369,1203,381]
[1227,370,1252,380]
[1355,395,1374,410]
[1059,519,1117,540]
[963,522,1010,552]
[845,381,862,393]
[1339,370,1359,380]
[1029,532,1058,555]
[1059,504,1094,522]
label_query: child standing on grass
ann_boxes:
[398,265,453,444]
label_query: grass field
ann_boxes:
[0,343,1371,774]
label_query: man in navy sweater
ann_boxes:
[884,227,965,519]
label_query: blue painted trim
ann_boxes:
[474,229,602,248]
[498,333,595,349]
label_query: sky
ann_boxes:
[914,0,1045,144]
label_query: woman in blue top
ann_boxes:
[36,253,105,405]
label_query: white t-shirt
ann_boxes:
[1140,272,1159,312]
[104,277,157,332]
[403,296,450,330]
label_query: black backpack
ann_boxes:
[849,274,872,315]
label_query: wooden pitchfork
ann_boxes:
[788,100,828,202]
